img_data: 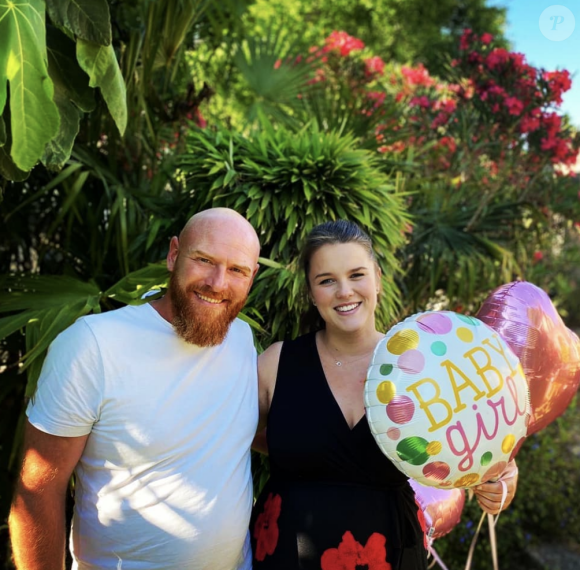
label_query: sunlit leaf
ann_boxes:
[103,263,169,305]
[76,39,127,136]
[0,0,60,171]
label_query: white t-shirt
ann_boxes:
[27,303,258,570]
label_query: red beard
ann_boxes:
[168,272,247,347]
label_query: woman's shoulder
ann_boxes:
[260,340,284,362]
[258,332,316,375]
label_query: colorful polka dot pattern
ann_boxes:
[364,310,530,489]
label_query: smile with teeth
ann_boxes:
[196,293,224,304]
[335,302,361,313]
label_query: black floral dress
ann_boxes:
[251,333,428,570]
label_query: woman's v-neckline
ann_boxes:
[312,333,367,433]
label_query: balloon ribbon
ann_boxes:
[428,544,450,570]
[464,481,508,570]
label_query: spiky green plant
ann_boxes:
[178,120,410,341]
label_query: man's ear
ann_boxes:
[167,236,179,271]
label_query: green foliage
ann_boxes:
[46,0,112,45]
[178,121,410,340]
[0,265,167,396]
[0,0,126,179]
[400,180,521,313]
[76,40,127,136]
[0,0,60,172]
[525,176,580,328]
[44,26,96,168]
[232,30,313,126]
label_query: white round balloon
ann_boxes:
[365,311,530,488]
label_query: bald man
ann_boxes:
[9,209,261,570]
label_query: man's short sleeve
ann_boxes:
[27,318,103,437]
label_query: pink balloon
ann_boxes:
[410,479,465,540]
[477,281,580,435]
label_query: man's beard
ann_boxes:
[168,273,247,347]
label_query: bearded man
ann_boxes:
[9,208,261,570]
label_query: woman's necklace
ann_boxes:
[321,336,376,367]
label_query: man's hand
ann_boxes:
[473,459,518,515]
[9,421,88,570]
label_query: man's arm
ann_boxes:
[9,421,89,570]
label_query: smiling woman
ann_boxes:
[251,220,429,570]
[308,242,381,338]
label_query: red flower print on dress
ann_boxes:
[253,493,282,561]
[415,499,429,549]
[320,531,392,570]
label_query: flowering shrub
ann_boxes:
[298,32,396,137]
[300,29,579,186]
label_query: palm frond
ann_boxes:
[234,28,313,127]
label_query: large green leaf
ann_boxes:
[0,275,101,312]
[0,0,60,171]
[46,0,111,45]
[41,88,81,169]
[43,27,95,168]
[76,39,127,136]
[0,309,42,341]
[0,14,8,115]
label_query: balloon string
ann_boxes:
[428,544,450,570]
[487,479,508,570]
[464,511,487,570]
[488,512,499,570]
[464,481,508,570]
[494,480,508,528]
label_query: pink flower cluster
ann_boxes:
[401,64,434,87]
[324,31,365,56]
[364,56,385,77]
[542,70,572,105]
[458,30,578,167]
[304,31,386,100]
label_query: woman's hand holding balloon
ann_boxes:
[473,460,518,515]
